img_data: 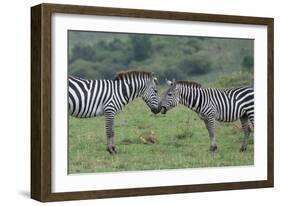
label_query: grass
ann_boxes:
[68,99,254,174]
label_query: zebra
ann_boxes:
[68,71,160,154]
[159,80,254,152]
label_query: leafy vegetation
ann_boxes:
[68,31,254,85]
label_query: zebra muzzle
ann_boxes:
[160,106,167,114]
[151,107,160,114]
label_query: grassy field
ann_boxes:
[68,99,254,174]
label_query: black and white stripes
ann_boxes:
[69,71,159,154]
[69,77,126,118]
[160,80,254,152]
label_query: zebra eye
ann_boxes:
[154,89,157,93]
[167,93,172,96]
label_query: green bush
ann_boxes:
[130,35,152,61]
[242,55,254,72]
[69,59,96,78]
[212,71,253,88]
[68,31,254,86]
[179,52,214,75]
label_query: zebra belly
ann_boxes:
[89,105,104,117]
[215,116,239,122]
[215,110,240,122]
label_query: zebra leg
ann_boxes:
[248,114,254,128]
[240,114,250,152]
[203,118,217,152]
[104,113,117,155]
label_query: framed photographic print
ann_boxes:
[31,3,274,202]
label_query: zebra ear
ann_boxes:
[153,77,159,85]
[166,78,172,85]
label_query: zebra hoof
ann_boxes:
[209,145,218,152]
[112,146,117,154]
[240,146,247,152]
[107,146,117,155]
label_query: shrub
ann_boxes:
[130,35,152,61]
[242,55,254,72]
[212,71,253,88]
[178,52,214,75]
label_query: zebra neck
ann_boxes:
[181,87,202,112]
[118,79,146,103]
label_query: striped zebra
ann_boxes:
[69,71,159,154]
[160,80,254,152]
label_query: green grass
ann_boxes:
[68,99,254,174]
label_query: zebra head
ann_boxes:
[160,79,180,114]
[142,73,160,114]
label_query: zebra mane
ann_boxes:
[114,70,152,80]
[175,80,202,88]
